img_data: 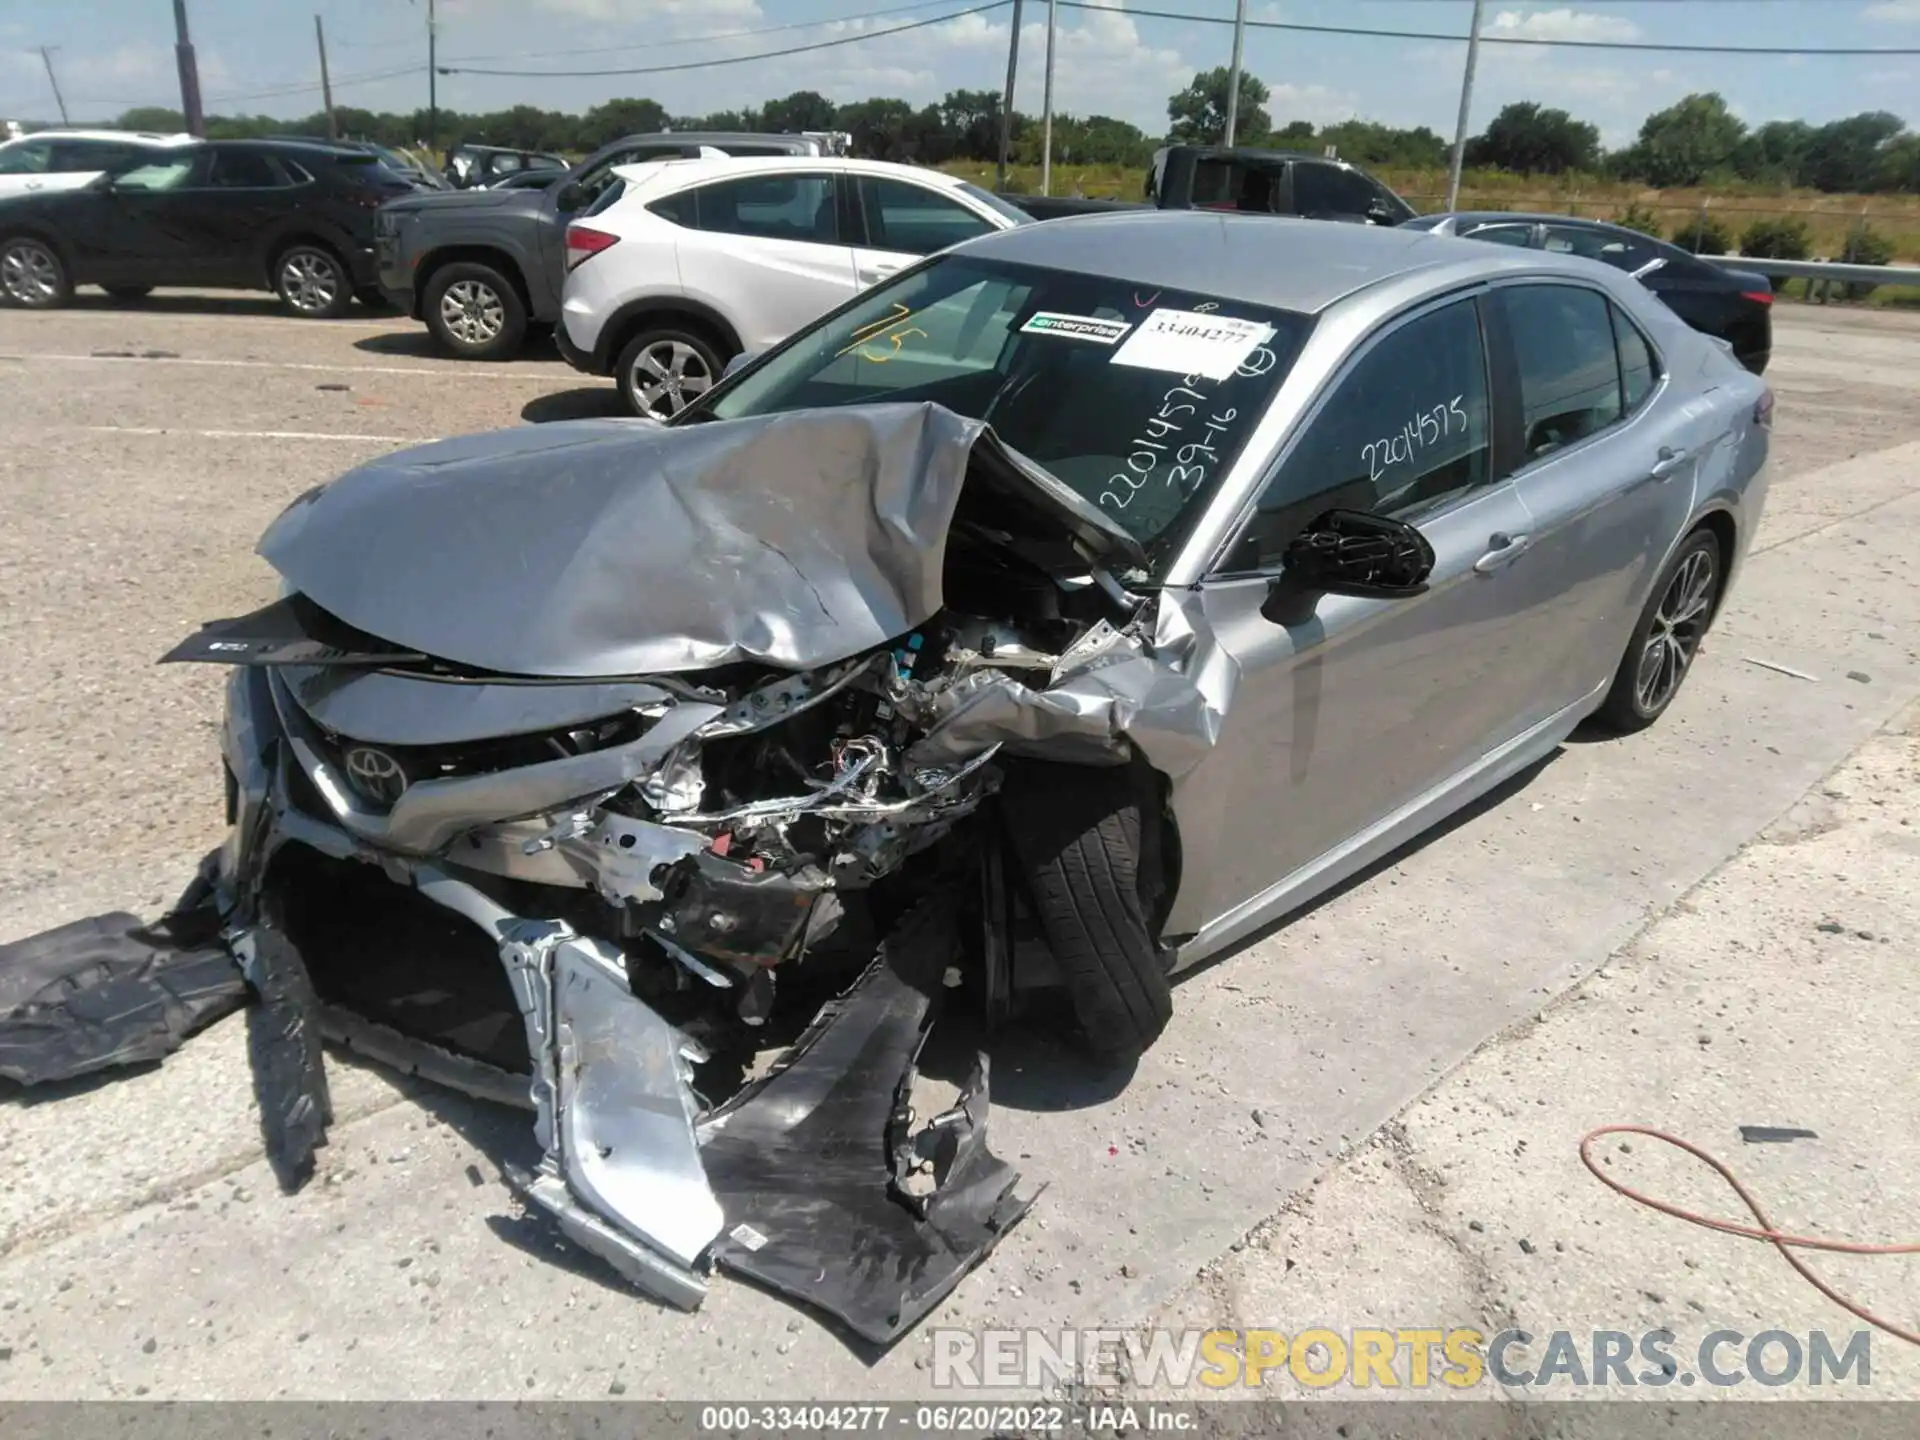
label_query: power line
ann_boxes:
[437,0,1013,78]
[442,0,984,66]
[1054,1,1920,55]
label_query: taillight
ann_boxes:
[565,224,619,271]
[1754,389,1774,428]
[1740,289,1773,305]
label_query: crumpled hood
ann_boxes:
[259,402,1134,680]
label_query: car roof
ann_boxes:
[943,210,1584,315]
[1415,210,1637,233]
[609,154,969,192]
[2,127,195,146]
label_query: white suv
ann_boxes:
[557,155,1031,417]
[0,129,196,199]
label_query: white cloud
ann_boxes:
[1863,0,1920,22]
[1487,7,1641,44]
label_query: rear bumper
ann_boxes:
[555,313,595,374]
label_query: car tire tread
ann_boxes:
[1001,760,1172,1066]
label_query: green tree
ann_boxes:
[1732,120,1816,186]
[1876,133,1920,193]
[1270,119,1317,148]
[1624,92,1745,188]
[1465,101,1599,175]
[1804,111,1906,193]
[577,98,670,150]
[1168,67,1270,146]
[116,106,186,132]
[1321,120,1447,168]
[835,98,919,160]
[762,90,838,134]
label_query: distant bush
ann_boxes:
[1739,216,1812,260]
[1670,213,1733,254]
[1613,201,1664,237]
[1842,223,1896,300]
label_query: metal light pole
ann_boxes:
[1445,0,1486,211]
[315,16,336,140]
[172,0,205,135]
[427,0,439,158]
[995,0,1023,191]
[1040,0,1057,195]
[1223,0,1246,147]
[38,47,68,125]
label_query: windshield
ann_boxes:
[703,255,1311,571]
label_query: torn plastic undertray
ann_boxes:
[701,896,1037,1346]
[0,894,247,1087]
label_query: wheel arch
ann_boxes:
[0,225,74,274]
[1690,505,1738,625]
[595,297,743,375]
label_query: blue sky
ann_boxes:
[3,1,1917,148]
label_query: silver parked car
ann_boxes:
[118,212,1766,1339]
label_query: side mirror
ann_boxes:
[1279,508,1434,600]
[87,172,117,193]
[722,350,759,379]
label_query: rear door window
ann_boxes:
[1540,223,1662,275]
[1459,222,1538,248]
[1611,302,1661,414]
[688,173,840,245]
[208,149,286,188]
[857,176,994,254]
[1501,283,1626,459]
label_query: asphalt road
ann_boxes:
[1,294,1918,1404]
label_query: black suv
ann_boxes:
[0,138,415,316]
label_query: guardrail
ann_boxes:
[1702,254,1920,288]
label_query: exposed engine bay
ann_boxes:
[0,402,1234,1344]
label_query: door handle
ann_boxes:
[1649,445,1691,481]
[1473,531,1532,574]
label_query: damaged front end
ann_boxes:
[137,402,1226,1341]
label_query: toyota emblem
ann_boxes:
[343,746,409,806]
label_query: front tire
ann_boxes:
[1000,760,1172,1066]
[0,237,71,309]
[1593,528,1723,733]
[274,244,353,319]
[614,325,726,419]
[423,262,526,359]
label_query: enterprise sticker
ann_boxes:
[1111,307,1276,380]
[1020,311,1132,344]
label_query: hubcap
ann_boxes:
[1634,547,1716,714]
[281,251,340,313]
[628,340,713,418]
[1,242,59,305]
[440,278,504,345]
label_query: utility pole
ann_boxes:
[427,0,439,161]
[1040,0,1057,195]
[172,0,205,136]
[1445,0,1486,212]
[1223,0,1247,148]
[315,16,336,140]
[38,46,68,125]
[994,0,1022,193]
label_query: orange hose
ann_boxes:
[1578,1124,1920,1347]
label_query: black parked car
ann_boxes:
[1009,145,1416,226]
[0,138,415,317]
[1404,212,1773,374]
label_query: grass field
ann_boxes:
[943,161,1920,264]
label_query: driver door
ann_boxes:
[1167,291,1548,937]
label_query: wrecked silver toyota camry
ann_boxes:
[157,400,1233,1343]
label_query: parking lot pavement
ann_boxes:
[0,298,1918,1401]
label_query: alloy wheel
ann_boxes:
[280,251,341,314]
[1634,546,1716,715]
[628,340,714,418]
[1,241,60,306]
[439,278,505,346]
